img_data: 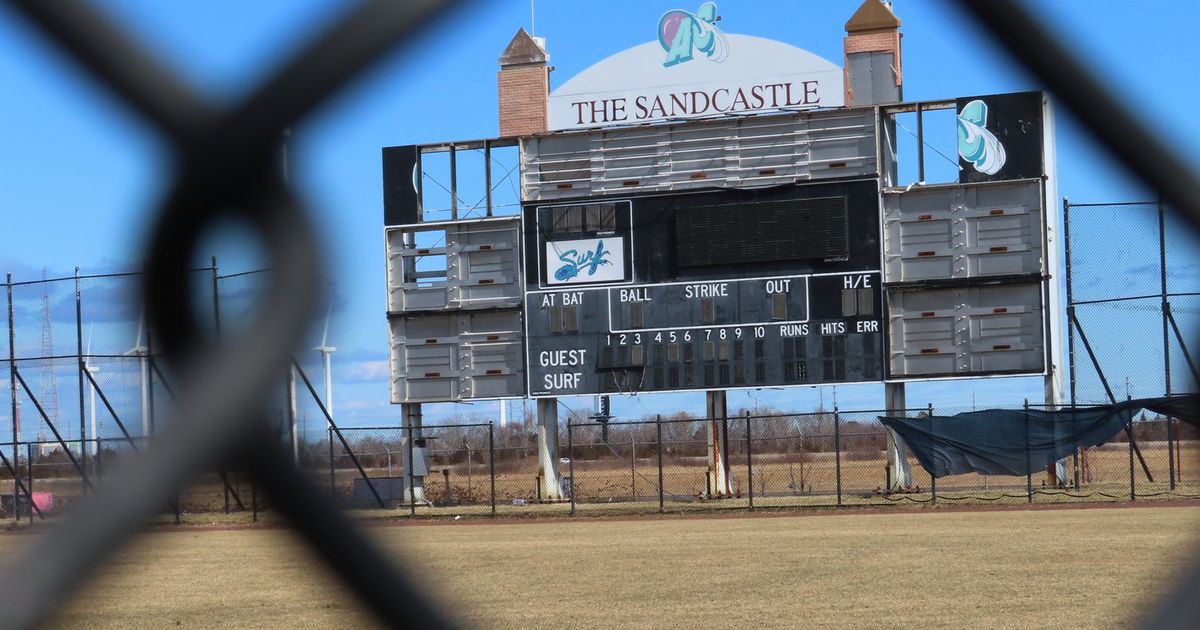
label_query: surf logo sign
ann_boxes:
[659,2,729,67]
[546,237,626,286]
[957,99,1007,176]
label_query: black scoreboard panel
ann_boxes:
[674,195,849,268]
[523,179,883,398]
[524,179,880,287]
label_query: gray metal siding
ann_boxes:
[888,282,1045,378]
[882,180,1044,282]
[522,108,877,201]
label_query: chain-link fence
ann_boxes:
[6,265,1199,524]
[0,266,278,524]
[1065,200,1200,405]
[299,405,1200,520]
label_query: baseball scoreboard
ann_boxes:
[383,91,1056,404]
[522,180,883,397]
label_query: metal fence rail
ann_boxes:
[286,406,1199,520]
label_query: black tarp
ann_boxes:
[879,395,1199,478]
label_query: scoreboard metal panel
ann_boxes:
[521,108,877,202]
[880,91,1056,382]
[525,272,883,396]
[522,179,884,398]
[882,179,1044,282]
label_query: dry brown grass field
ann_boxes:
[1,504,1198,628]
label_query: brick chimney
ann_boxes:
[498,28,550,137]
[843,0,902,107]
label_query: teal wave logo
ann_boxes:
[658,2,728,68]
[957,99,1007,175]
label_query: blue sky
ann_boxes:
[2,0,1198,434]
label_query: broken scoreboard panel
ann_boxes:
[523,179,884,397]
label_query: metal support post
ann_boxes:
[535,398,561,501]
[1025,399,1033,503]
[406,424,416,517]
[1129,397,1136,502]
[1064,200,1084,498]
[705,390,731,497]
[1064,198,1078,409]
[929,403,936,504]
[834,407,842,507]
[1159,199,1177,491]
[745,411,753,511]
[1072,401,1081,491]
[915,102,925,183]
[629,432,636,497]
[567,421,575,516]
[7,273,17,520]
[1129,421,1137,501]
[328,426,335,498]
[213,256,229,513]
[488,421,496,518]
[448,144,458,220]
[1159,199,1171,401]
[27,443,33,526]
[656,414,664,513]
[403,403,425,503]
[483,139,493,217]
[1169,417,1177,491]
[884,383,911,490]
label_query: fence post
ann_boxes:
[656,414,664,514]
[1072,402,1081,491]
[328,426,335,498]
[834,407,842,507]
[488,421,496,518]
[1159,198,1175,493]
[1129,420,1136,502]
[630,431,636,501]
[1176,424,1183,485]
[26,443,33,526]
[745,411,753,512]
[1168,417,1176,491]
[8,273,17,522]
[407,424,416,517]
[1025,399,1032,504]
[929,403,936,505]
[567,420,575,517]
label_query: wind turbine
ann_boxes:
[84,331,100,457]
[123,308,150,438]
[314,307,335,428]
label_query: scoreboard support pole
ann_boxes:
[884,383,913,491]
[705,391,733,498]
[536,398,563,501]
[402,403,425,503]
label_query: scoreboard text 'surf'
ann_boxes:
[522,179,883,398]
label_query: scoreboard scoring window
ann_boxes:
[523,179,884,398]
